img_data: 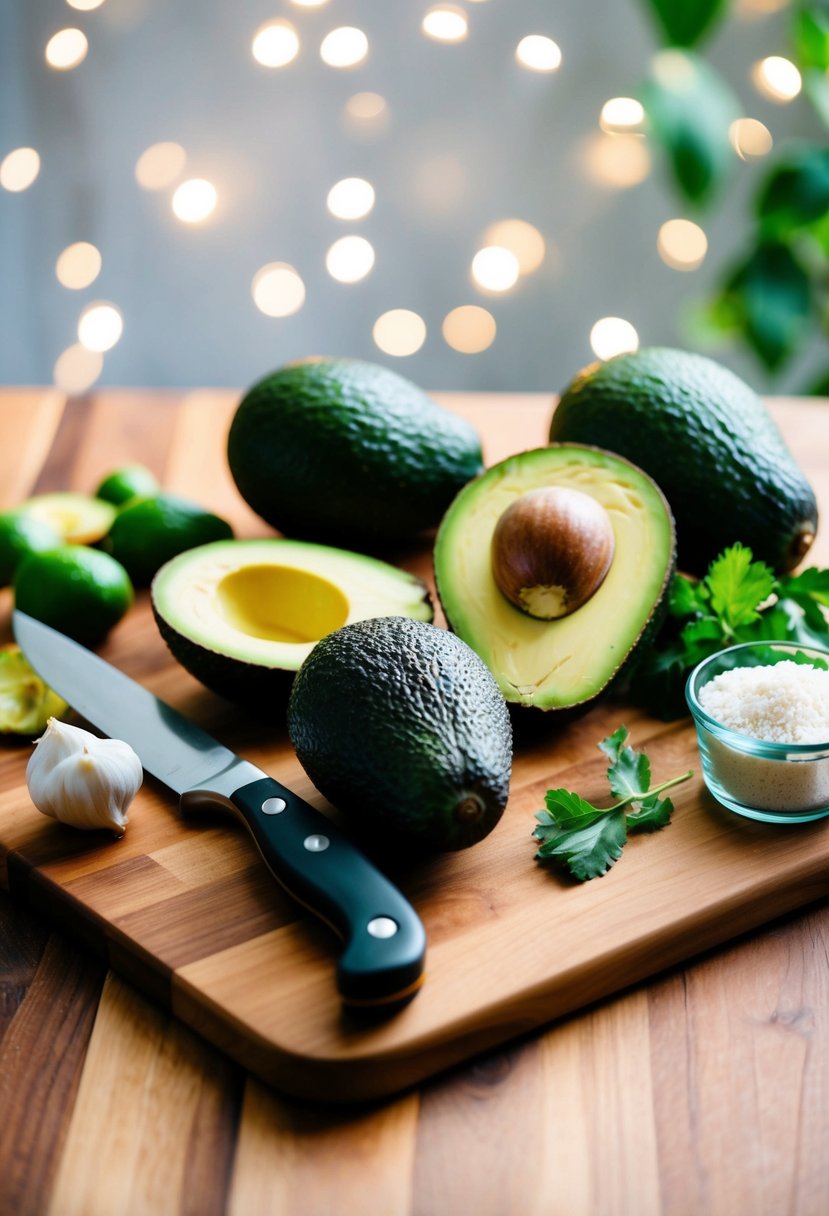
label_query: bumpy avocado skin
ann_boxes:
[287,617,512,852]
[549,348,818,575]
[228,358,484,547]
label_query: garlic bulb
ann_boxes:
[27,718,143,835]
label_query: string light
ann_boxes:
[135,142,187,189]
[422,7,469,43]
[326,178,375,220]
[172,178,217,223]
[252,263,306,317]
[590,317,639,360]
[583,133,651,188]
[66,0,107,9]
[729,117,773,159]
[372,310,426,356]
[657,219,708,271]
[0,147,40,192]
[482,220,545,275]
[252,21,300,68]
[55,242,102,290]
[442,306,496,353]
[471,246,520,293]
[53,344,103,394]
[325,235,375,282]
[289,0,329,7]
[78,303,123,353]
[45,28,88,70]
[320,27,368,68]
[516,35,562,72]
[599,98,645,134]
[752,56,802,101]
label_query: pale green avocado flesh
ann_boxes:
[152,538,433,703]
[434,445,675,711]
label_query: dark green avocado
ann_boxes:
[227,357,484,548]
[151,539,432,705]
[549,347,818,575]
[434,444,675,712]
[287,617,512,852]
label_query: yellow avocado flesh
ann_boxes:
[435,446,674,709]
[153,539,432,671]
[21,493,116,545]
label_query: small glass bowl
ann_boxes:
[686,641,829,824]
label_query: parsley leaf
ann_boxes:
[534,727,692,881]
[632,544,829,719]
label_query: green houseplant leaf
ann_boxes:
[721,240,813,370]
[644,0,729,47]
[640,52,740,204]
[757,146,829,235]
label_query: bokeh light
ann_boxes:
[289,0,329,7]
[55,242,102,290]
[372,310,427,356]
[53,344,103,394]
[0,148,41,193]
[442,306,496,353]
[66,0,107,9]
[325,235,375,282]
[422,6,469,43]
[135,142,187,190]
[482,219,545,275]
[327,177,375,220]
[45,28,88,70]
[320,27,368,68]
[583,133,651,188]
[729,117,773,159]
[252,20,300,68]
[657,219,708,271]
[252,263,306,317]
[78,302,123,353]
[590,317,639,360]
[599,97,645,134]
[471,246,520,292]
[752,56,802,101]
[515,35,562,72]
[172,178,217,223]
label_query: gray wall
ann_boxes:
[0,0,817,396]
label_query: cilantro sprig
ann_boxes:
[632,544,829,718]
[533,726,692,881]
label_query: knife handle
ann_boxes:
[220,777,426,1006]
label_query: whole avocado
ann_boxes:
[228,357,484,548]
[549,348,818,575]
[287,616,512,852]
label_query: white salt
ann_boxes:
[698,660,829,745]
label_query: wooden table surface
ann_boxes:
[0,387,828,1216]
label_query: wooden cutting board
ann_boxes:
[1,388,828,1104]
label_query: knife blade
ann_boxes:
[13,610,426,1006]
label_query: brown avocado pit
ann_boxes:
[490,486,615,620]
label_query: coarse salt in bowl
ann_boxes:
[686,641,829,824]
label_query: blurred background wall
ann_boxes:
[0,0,822,396]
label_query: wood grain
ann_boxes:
[0,390,828,1216]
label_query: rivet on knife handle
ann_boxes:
[191,775,427,1006]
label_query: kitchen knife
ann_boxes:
[13,610,427,1007]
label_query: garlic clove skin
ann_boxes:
[27,717,143,836]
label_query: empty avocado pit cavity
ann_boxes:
[490,486,615,620]
[151,538,432,704]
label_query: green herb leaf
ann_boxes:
[668,574,707,617]
[703,543,776,629]
[627,794,675,833]
[541,788,599,827]
[601,727,652,802]
[534,810,628,881]
[778,566,829,610]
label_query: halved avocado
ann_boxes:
[151,538,433,704]
[19,492,116,545]
[433,445,675,711]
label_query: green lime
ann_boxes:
[0,511,62,587]
[14,546,134,646]
[0,644,68,738]
[96,464,160,507]
[105,493,233,586]
[19,492,116,545]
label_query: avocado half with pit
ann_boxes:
[151,538,433,704]
[433,444,675,712]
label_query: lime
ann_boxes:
[0,510,62,586]
[20,492,116,545]
[105,493,233,585]
[0,644,68,738]
[96,464,160,507]
[14,546,134,646]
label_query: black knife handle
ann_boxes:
[225,776,426,1006]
